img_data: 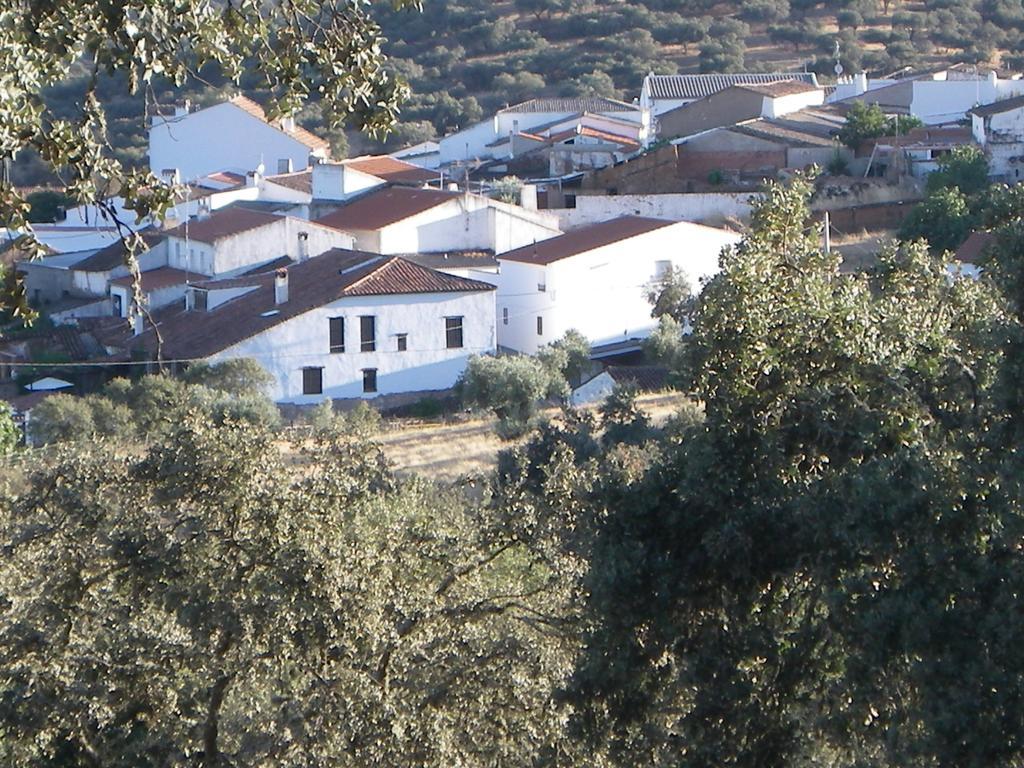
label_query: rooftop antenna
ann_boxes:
[834,40,844,78]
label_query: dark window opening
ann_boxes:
[193,289,208,311]
[362,368,377,393]
[396,333,408,352]
[302,367,323,395]
[537,316,544,336]
[360,315,376,352]
[502,307,508,325]
[445,316,464,349]
[329,316,345,353]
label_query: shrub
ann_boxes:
[460,355,551,439]
[29,394,95,446]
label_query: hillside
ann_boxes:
[13,0,1020,184]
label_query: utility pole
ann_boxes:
[823,210,831,254]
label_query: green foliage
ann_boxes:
[491,175,523,204]
[305,399,382,438]
[646,264,695,324]
[24,190,73,223]
[0,403,20,454]
[826,146,851,175]
[838,101,924,147]
[538,329,592,390]
[0,415,578,766]
[460,354,552,438]
[899,186,977,253]
[28,393,95,446]
[180,358,274,395]
[926,144,991,196]
[598,383,652,445]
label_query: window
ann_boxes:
[537,316,544,336]
[329,316,345,353]
[502,307,508,325]
[302,367,323,395]
[445,316,464,349]
[362,368,378,393]
[278,158,293,174]
[360,315,376,351]
[193,289,208,311]
[396,333,408,352]
[111,293,123,318]
[537,280,546,292]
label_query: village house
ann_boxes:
[101,250,496,403]
[314,186,561,256]
[655,80,826,143]
[672,106,851,186]
[494,216,740,355]
[148,95,331,181]
[860,126,976,179]
[970,96,1024,182]
[639,72,821,118]
[437,96,647,167]
[830,67,1024,125]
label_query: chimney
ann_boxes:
[196,198,211,220]
[174,100,190,118]
[246,169,261,188]
[854,72,868,96]
[520,184,538,211]
[297,231,309,262]
[275,268,288,305]
[280,115,296,133]
[132,313,143,337]
[161,168,180,186]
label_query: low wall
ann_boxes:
[552,192,758,230]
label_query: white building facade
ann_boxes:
[149,96,330,181]
[971,96,1024,181]
[496,217,740,355]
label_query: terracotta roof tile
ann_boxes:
[970,95,1024,117]
[315,187,461,231]
[163,208,284,244]
[106,250,493,359]
[955,231,995,264]
[266,170,313,194]
[345,155,439,184]
[499,216,674,265]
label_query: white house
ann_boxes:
[104,250,497,403]
[495,216,740,355]
[438,97,646,166]
[162,207,353,278]
[315,186,561,256]
[391,139,441,169]
[310,155,440,202]
[640,72,820,117]
[831,69,1024,125]
[970,95,1024,181]
[148,95,331,180]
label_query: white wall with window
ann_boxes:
[496,219,740,355]
[210,289,495,403]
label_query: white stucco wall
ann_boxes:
[166,219,353,277]
[311,163,386,201]
[210,289,496,403]
[363,197,560,255]
[570,371,616,406]
[552,193,757,230]
[762,89,825,119]
[149,102,325,180]
[496,221,740,354]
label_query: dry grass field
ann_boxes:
[377,391,691,482]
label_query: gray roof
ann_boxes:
[645,73,819,100]
[499,97,638,114]
[970,95,1024,117]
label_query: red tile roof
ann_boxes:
[106,250,494,359]
[547,126,640,150]
[163,208,284,244]
[227,95,330,151]
[955,231,995,264]
[315,187,462,231]
[109,267,193,292]
[266,170,313,194]
[499,216,675,265]
[344,155,439,184]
